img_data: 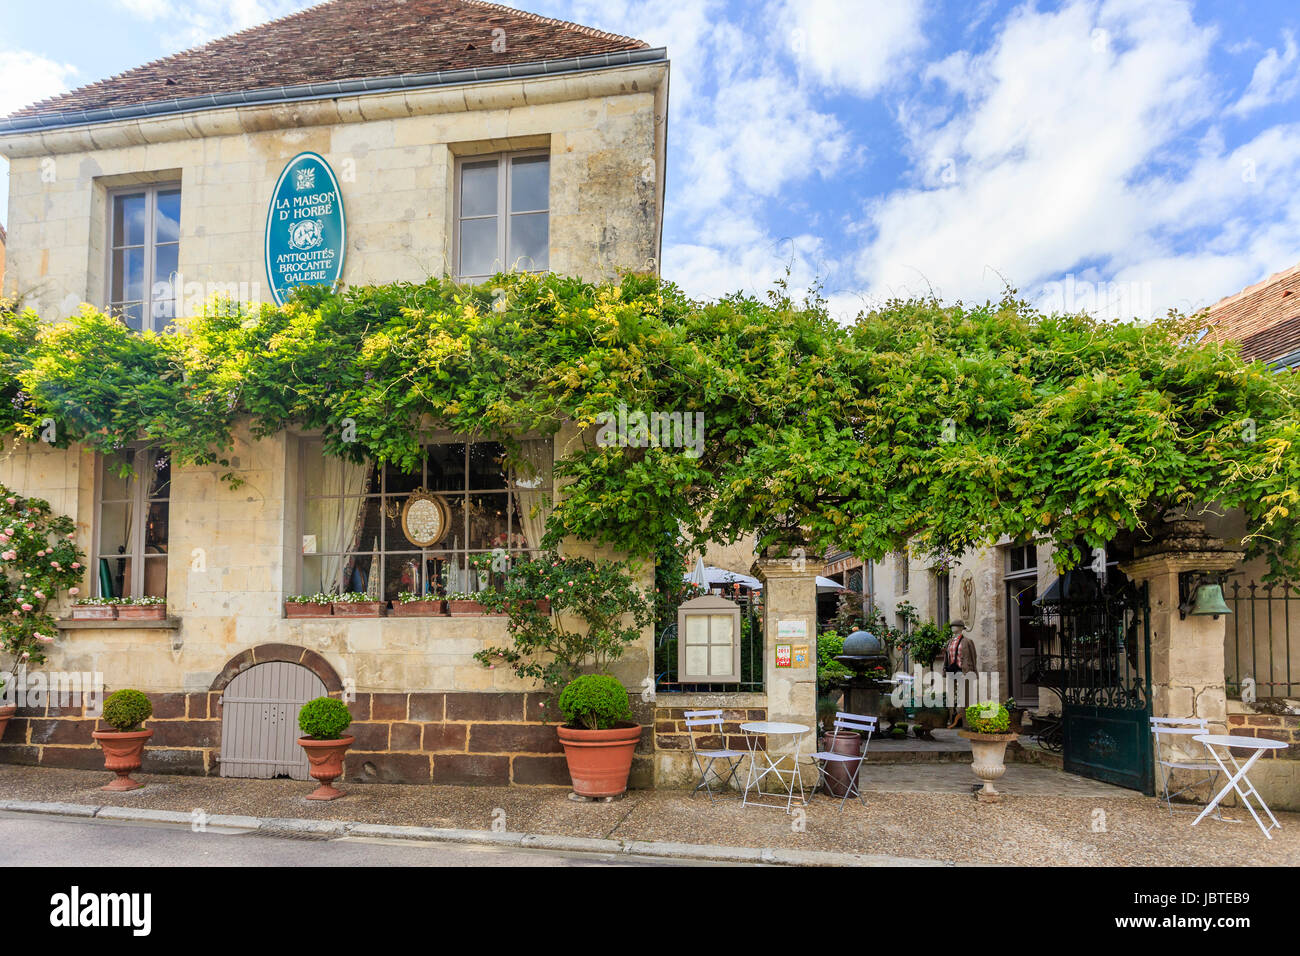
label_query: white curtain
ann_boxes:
[511,438,553,553]
[315,455,369,593]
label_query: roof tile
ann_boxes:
[7,0,647,119]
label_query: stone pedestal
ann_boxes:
[1120,520,1242,767]
[753,555,820,789]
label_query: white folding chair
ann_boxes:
[684,709,747,802]
[1150,717,1229,820]
[809,712,876,811]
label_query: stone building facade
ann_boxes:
[0,1,675,787]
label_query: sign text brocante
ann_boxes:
[264,152,347,305]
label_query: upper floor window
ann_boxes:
[455,151,549,281]
[108,184,181,332]
[299,438,552,600]
[95,447,171,599]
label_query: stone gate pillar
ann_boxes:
[1119,520,1242,758]
[753,552,820,784]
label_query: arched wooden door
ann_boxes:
[219,662,327,780]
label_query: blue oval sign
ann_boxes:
[264,152,346,305]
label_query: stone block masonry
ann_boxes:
[1226,712,1300,758]
[0,691,656,788]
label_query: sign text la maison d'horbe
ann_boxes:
[264,152,347,306]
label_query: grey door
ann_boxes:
[219,662,327,780]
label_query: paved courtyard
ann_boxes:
[0,763,1294,866]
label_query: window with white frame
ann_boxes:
[298,437,553,600]
[455,151,549,281]
[107,184,181,332]
[95,447,171,600]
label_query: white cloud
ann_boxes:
[1229,30,1300,116]
[848,0,1300,317]
[0,49,78,116]
[778,0,928,97]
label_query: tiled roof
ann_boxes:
[1204,260,1300,355]
[7,0,647,119]
[1239,314,1300,369]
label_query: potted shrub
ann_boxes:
[331,591,386,617]
[390,591,447,617]
[958,701,1018,802]
[285,593,333,618]
[114,596,167,621]
[92,689,153,791]
[71,597,116,621]
[555,674,642,798]
[296,696,354,800]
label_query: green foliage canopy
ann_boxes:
[0,274,1296,578]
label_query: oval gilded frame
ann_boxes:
[401,488,451,548]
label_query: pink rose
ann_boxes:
[20,652,29,660]
[68,588,79,597]
[33,591,44,600]
[36,635,53,644]
[20,604,32,612]
[4,498,14,505]
[50,562,60,569]
[3,529,12,536]
[71,562,80,569]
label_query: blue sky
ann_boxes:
[3,0,1300,320]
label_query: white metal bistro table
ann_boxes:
[1191,734,1288,839]
[740,721,810,812]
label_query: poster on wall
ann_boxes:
[264,152,346,306]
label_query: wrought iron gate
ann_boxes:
[1033,580,1153,794]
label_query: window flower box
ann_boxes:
[114,599,167,621]
[332,593,386,617]
[71,602,117,621]
[446,594,504,617]
[285,594,333,618]
[391,594,447,617]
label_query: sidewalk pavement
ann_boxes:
[0,764,1296,866]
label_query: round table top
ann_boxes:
[1195,733,1289,751]
[740,721,809,736]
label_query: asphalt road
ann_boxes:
[0,811,709,867]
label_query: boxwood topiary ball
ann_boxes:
[298,696,352,740]
[102,689,152,733]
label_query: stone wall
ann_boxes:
[1224,706,1300,810]
[0,690,657,788]
[652,694,767,788]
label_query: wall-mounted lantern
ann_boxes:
[1178,572,1233,620]
[677,594,742,683]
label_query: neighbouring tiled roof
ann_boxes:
[1240,315,1300,369]
[1201,260,1300,356]
[7,0,648,119]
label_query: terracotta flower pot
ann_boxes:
[390,600,446,617]
[116,605,166,621]
[556,723,642,798]
[71,605,116,621]
[92,729,153,791]
[298,735,355,800]
[0,704,16,742]
[332,601,386,617]
[285,602,332,618]
[958,730,1018,802]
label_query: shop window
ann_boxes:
[299,437,552,600]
